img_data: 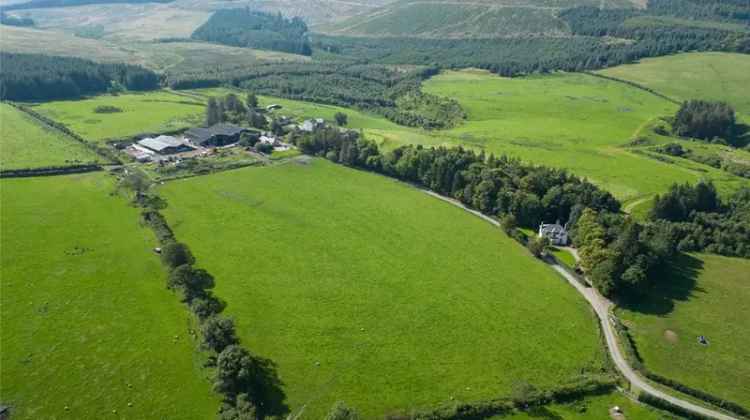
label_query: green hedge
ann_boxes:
[637,393,710,420]
[0,164,101,178]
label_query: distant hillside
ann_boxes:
[316,0,641,38]
[192,8,312,55]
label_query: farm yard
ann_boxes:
[159,159,608,419]
[0,103,100,170]
[0,173,219,419]
[617,254,750,408]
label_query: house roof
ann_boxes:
[138,135,188,152]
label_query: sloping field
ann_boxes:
[0,173,219,419]
[617,254,750,408]
[33,90,206,142]
[0,103,99,170]
[597,52,750,118]
[317,0,639,38]
[0,25,134,62]
[160,159,607,418]
[411,70,746,202]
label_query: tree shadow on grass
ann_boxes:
[255,357,290,419]
[523,406,564,420]
[618,253,705,316]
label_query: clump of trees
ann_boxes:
[0,52,159,101]
[673,100,739,145]
[206,93,260,126]
[192,8,311,55]
[650,182,750,257]
[0,11,34,26]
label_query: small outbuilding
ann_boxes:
[299,118,326,132]
[538,221,569,246]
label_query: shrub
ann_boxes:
[160,242,195,269]
[325,402,360,420]
[190,295,225,319]
[93,105,123,114]
[201,316,238,353]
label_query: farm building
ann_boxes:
[538,222,569,246]
[126,144,156,162]
[299,118,325,132]
[185,123,249,147]
[138,135,194,155]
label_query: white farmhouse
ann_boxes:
[538,222,568,246]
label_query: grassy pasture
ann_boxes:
[0,173,219,419]
[0,103,99,170]
[617,254,750,408]
[160,159,606,418]
[597,52,750,118]
[415,70,740,202]
[0,25,133,62]
[497,391,666,419]
[32,90,206,142]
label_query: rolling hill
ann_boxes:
[316,0,642,38]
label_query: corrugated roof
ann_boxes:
[138,135,187,152]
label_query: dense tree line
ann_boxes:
[0,11,34,26]
[0,53,159,101]
[672,100,740,145]
[647,0,750,23]
[192,8,311,56]
[0,0,172,11]
[650,182,750,258]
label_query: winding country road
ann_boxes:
[422,190,739,420]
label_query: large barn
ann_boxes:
[137,135,194,155]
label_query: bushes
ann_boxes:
[160,242,195,269]
[0,164,101,178]
[93,105,123,114]
[637,393,710,420]
[644,373,750,418]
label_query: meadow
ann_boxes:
[0,103,99,170]
[33,90,206,142]
[617,254,750,408]
[160,159,607,418]
[597,52,750,118]
[0,173,219,419]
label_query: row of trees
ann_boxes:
[192,8,311,56]
[0,52,159,101]
[650,182,750,258]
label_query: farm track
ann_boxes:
[421,190,740,420]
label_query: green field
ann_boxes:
[0,103,100,170]
[0,173,219,419]
[33,90,206,142]
[412,69,748,203]
[497,391,667,419]
[617,254,750,407]
[160,159,606,418]
[597,52,750,118]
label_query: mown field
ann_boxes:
[160,159,607,418]
[0,103,99,170]
[32,90,206,142]
[617,254,750,408]
[0,173,219,419]
[597,52,750,118]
